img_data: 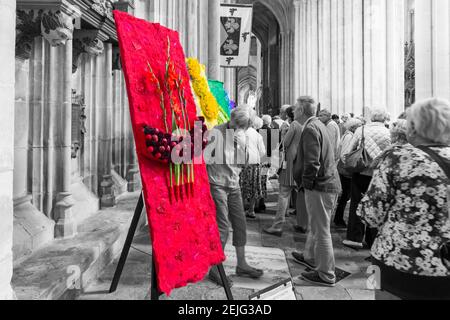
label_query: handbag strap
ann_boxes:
[417,146,450,181]
[359,126,366,149]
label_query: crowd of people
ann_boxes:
[205,96,450,300]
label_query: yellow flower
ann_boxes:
[186,58,219,121]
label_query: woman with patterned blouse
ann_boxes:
[358,98,450,300]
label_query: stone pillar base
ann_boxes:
[111,169,128,196]
[126,166,141,192]
[100,174,116,208]
[54,192,77,239]
[13,195,55,260]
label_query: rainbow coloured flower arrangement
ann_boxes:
[208,79,231,125]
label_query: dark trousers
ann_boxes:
[334,174,352,224]
[346,173,377,245]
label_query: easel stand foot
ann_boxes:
[109,191,234,300]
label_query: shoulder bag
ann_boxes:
[343,126,370,174]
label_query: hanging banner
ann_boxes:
[220,4,253,68]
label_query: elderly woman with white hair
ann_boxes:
[206,107,264,286]
[240,115,267,219]
[358,98,450,299]
[342,108,391,250]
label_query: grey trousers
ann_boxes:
[296,189,309,229]
[271,184,295,230]
[210,184,247,248]
[303,190,338,283]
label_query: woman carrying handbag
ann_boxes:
[341,110,391,250]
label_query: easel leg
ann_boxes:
[217,264,234,300]
[109,193,144,293]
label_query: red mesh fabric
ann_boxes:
[113,10,225,296]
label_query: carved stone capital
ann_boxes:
[72,29,106,73]
[16,9,44,60]
[91,0,114,20]
[16,4,81,59]
[41,10,75,47]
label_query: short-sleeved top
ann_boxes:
[358,144,450,277]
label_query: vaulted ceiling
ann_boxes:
[237,0,293,34]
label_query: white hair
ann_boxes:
[297,96,317,117]
[280,105,290,113]
[341,113,351,122]
[252,117,264,130]
[408,98,450,144]
[345,118,363,132]
[231,107,251,129]
[370,108,389,123]
[262,115,272,126]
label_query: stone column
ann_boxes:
[160,0,167,26]
[306,0,312,96]
[386,0,406,117]
[352,0,364,115]
[280,31,286,103]
[415,0,450,101]
[99,43,115,207]
[208,0,221,80]
[0,0,16,300]
[198,0,209,65]
[330,0,338,111]
[294,0,301,99]
[337,0,345,115]
[310,0,319,101]
[301,0,308,95]
[319,0,332,107]
[149,0,160,22]
[363,0,405,117]
[343,0,354,112]
[167,0,174,29]
[54,38,77,238]
[13,57,54,259]
[186,0,198,58]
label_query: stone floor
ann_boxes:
[78,179,376,301]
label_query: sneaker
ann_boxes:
[301,271,335,287]
[292,252,316,270]
[342,240,364,250]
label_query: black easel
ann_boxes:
[109,192,234,300]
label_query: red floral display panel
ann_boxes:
[113,10,225,295]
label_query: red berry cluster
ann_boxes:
[143,117,209,163]
[189,117,209,157]
[144,127,174,163]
